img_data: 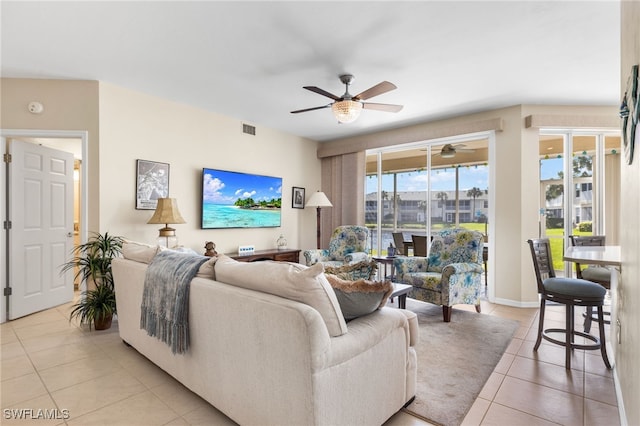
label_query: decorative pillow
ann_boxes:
[122,241,161,264]
[324,274,393,321]
[324,260,378,281]
[158,246,215,278]
[214,255,348,337]
[196,257,217,279]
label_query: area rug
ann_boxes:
[401,299,519,426]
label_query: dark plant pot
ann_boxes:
[94,313,113,330]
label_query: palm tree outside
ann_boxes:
[436,191,448,223]
[467,187,484,221]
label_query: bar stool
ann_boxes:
[569,235,611,333]
[527,238,611,370]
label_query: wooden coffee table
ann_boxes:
[390,283,412,309]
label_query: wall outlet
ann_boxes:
[238,245,255,255]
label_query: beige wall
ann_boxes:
[618,1,640,425]
[0,78,100,229]
[1,78,322,256]
[322,104,618,307]
[97,83,321,255]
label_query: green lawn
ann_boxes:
[544,228,592,272]
[372,223,592,272]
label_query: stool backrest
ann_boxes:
[527,238,555,294]
[569,235,606,247]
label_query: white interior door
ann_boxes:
[1,138,6,323]
[8,139,74,319]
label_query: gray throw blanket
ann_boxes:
[140,250,209,354]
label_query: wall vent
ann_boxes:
[242,124,256,136]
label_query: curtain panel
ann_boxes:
[319,152,366,248]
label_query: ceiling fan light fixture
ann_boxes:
[440,151,456,159]
[331,100,363,123]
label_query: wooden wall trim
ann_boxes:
[317,117,504,159]
[524,114,619,129]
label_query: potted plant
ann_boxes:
[69,283,117,330]
[61,232,124,330]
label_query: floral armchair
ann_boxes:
[304,226,370,269]
[393,228,484,322]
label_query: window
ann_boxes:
[366,135,491,256]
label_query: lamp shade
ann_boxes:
[331,100,363,123]
[306,191,333,208]
[147,198,186,225]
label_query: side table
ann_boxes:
[226,248,301,263]
[390,283,412,309]
[372,256,397,280]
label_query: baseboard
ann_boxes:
[613,366,628,426]
[493,297,540,309]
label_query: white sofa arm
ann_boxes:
[398,309,419,347]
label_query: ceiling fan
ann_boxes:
[434,144,475,158]
[290,74,403,123]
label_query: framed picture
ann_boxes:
[136,159,170,210]
[292,186,305,209]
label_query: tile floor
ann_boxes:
[1,297,620,425]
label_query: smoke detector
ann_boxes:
[28,101,44,114]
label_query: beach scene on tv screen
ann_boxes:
[202,168,282,228]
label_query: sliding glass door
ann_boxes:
[538,131,621,276]
[366,134,491,257]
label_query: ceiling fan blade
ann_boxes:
[362,102,403,113]
[455,148,475,153]
[354,81,397,101]
[290,105,331,114]
[303,86,341,101]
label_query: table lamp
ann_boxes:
[147,198,186,248]
[306,191,332,249]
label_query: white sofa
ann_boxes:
[112,250,418,426]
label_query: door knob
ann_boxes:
[67,232,73,238]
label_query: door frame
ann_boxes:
[1,129,88,323]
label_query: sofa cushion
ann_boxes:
[325,274,393,321]
[214,255,348,337]
[196,257,217,279]
[122,241,161,264]
[158,246,216,278]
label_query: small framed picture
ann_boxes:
[292,186,305,209]
[136,159,170,210]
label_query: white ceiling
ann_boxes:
[1,1,621,143]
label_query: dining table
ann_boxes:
[563,244,621,359]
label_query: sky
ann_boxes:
[202,169,282,204]
[366,157,567,194]
[366,164,490,193]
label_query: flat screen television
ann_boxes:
[201,168,282,229]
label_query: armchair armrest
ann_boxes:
[303,249,330,266]
[344,251,369,263]
[393,256,429,281]
[441,262,483,279]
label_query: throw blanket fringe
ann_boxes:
[140,250,209,354]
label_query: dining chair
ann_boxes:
[569,235,611,333]
[392,232,408,256]
[411,235,428,257]
[527,238,610,370]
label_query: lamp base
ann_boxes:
[157,226,178,248]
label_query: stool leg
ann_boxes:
[584,306,594,333]
[534,298,545,351]
[565,304,573,370]
[597,305,612,369]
